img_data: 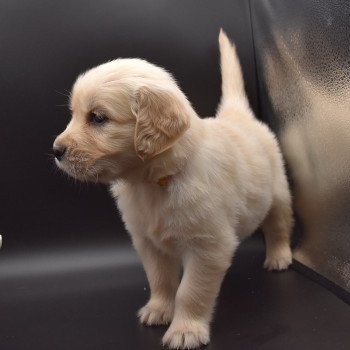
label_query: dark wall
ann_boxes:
[0,0,258,252]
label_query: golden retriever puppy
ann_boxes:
[53,30,293,349]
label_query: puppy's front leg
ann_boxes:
[163,238,237,349]
[133,237,181,326]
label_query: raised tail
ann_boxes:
[216,29,250,118]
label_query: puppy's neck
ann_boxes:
[142,139,191,185]
[121,118,201,186]
[144,116,205,185]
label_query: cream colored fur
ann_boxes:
[54,29,293,349]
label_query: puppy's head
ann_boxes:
[53,59,192,182]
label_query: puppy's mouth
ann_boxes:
[55,154,105,183]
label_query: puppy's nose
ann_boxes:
[53,144,66,161]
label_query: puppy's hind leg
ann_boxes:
[263,176,293,271]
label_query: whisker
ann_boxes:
[55,104,70,108]
[55,90,70,98]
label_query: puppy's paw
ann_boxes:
[264,247,292,271]
[138,299,174,326]
[162,320,209,349]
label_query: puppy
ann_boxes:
[53,30,293,349]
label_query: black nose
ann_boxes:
[53,145,66,161]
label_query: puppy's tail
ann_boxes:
[216,29,250,118]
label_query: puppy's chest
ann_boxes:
[116,185,186,252]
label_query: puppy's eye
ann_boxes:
[90,112,108,125]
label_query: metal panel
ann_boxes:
[251,0,350,291]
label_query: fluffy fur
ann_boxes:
[54,29,293,349]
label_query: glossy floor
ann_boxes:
[0,235,349,350]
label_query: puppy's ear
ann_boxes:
[131,85,190,161]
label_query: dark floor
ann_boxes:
[0,235,349,350]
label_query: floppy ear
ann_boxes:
[132,85,191,161]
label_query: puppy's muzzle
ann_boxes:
[53,144,66,161]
